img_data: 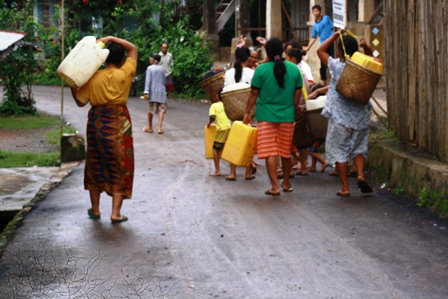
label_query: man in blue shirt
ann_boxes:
[304,4,334,86]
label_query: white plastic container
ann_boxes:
[57,36,110,88]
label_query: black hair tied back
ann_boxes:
[265,38,286,88]
[234,47,250,83]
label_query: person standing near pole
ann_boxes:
[158,42,174,94]
[303,4,334,86]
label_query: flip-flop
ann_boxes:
[265,189,281,196]
[329,171,338,176]
[280,180,293,192]
[245,176,256,180]
[111,215,128,224]
[357,179,373,193]
[87,208,100,219]
[225,176,236,181]
[158,130,164,134]
[337,191,351,197]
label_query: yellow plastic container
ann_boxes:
[350,52,383,75]
[204,124,216,159]
[221,121,257,167]
[57,36,110,88]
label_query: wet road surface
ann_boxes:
[0,86,447,298]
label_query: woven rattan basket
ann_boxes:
[200,72,225,102]
[221,87,255,121]
[336,58,382,105]
[306,108,328,140]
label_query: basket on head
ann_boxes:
[199,72,225,102]
[336,58,382,105]
[221,87,255,121]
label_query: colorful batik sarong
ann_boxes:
[85,105,134,199]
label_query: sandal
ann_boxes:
[280,180,293,192]
[329,171,338,177]
[87,208,100,219]
[357,179,373,193]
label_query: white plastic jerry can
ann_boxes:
[57,36,110,88]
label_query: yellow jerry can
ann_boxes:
[350,51,383,75]
[221,121,257,167]
[204,124,216,159]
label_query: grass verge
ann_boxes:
[0,151,60,168]
[0,114,60,129]
[0,114,77,168]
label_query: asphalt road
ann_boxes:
[0,86,447,298]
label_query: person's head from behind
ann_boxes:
[337,35,359,59]
[160,42,169,55]
[265,37,286,88]
[284,39,302,52]
[234,47,250,82]
[312,4,322,19]
[285,48,303,65]
[106,42,125,66]
[150,53,161,65]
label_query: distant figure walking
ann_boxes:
[158,42,174,94]
[143,53,167,134]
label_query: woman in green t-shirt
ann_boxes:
[243,37,302,196]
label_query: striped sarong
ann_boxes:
[257,122,294,159]
[85,105,134,199]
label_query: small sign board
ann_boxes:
[332,0,347,29]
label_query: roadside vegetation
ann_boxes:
[0,114,76,168]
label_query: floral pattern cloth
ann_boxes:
[322,57,372,130]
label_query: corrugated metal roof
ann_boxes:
[0,30,26,52]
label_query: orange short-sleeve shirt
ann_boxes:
[77,57,137,106]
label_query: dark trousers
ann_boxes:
[320,44,334,81]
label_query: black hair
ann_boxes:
[160,42,169,47]
[312,4,322,11]
[217,86,224,101]
[284,39,302,51]
[105,42,125,65]
[338,35,359,57]
[265,37,286,88]
[150,53,161,63]
[234,47,250,83]
[285,48,303,64]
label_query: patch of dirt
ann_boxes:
[0,127,60,153]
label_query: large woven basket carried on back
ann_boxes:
[221,87,255,121]
[336,58,381,105]
[200,72,225,102]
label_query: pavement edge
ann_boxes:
[0,161,81,256]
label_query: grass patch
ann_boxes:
[0,114,79,168]
[46,127,77,146]
[0,114,60,129]
[0,151,60,168]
